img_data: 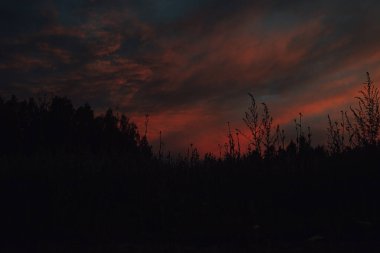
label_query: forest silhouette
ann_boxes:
[1,73,380,252]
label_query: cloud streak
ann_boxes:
[1,0,380,154]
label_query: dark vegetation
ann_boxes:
[1,73,380,252]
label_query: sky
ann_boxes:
[1,0,380,155]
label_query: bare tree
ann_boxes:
[261,103,274,153]
[327,114,344,154]
[243,93,263,155]
[275,124,286,151]
[349,72,380,146]
[243,93,278,157]
[226,121,236,158]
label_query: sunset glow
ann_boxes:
[1,1,380,154]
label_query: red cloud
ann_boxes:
[4,3,380,154]
[0,54,52,70]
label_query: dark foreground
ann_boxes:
[1,95,380,252]
[2,149,380,253]
[4,241,380,253]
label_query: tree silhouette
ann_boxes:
[243,93,283,157]
[243,93,262,155]
[327,113,345,154]
[349,72,380,146]
[0,95,151,157]
[2,77,380,252]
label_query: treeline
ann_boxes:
[1,72,379,162]
[1,73,380,252]
[216,72,380,161]
[0,95,152,158]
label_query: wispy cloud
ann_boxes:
[1,0,380,154]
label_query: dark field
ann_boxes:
[1,95,380,252]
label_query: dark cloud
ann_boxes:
[1,0,380,153]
